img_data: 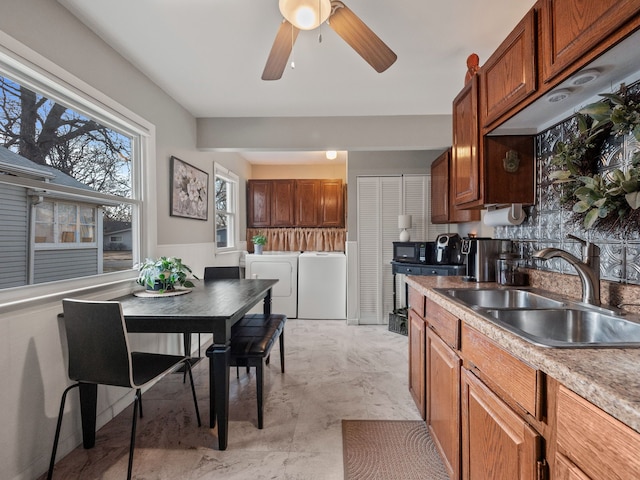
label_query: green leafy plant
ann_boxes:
[580,87,640,141]
[251,234,267,246]
[136,256,198,292]
[549,85,640,229]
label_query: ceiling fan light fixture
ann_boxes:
[279,0,331,30]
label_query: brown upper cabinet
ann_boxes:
[271,179,296,227]
[452,75,536,209]
[247,179,344,228]
[540,0,640,85]
[247,179,272,228]
[295,179,321,226]
[431,149,480,223]
[317,179,345,227]
[452,76,481,208]
[480,9,537,129]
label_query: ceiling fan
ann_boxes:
[262,0,397,80]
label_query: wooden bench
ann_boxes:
[207,313,286,429]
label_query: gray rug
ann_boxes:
[342,420,449,480]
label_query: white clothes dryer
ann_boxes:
[245,252,300,318]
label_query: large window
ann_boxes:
[214,164,239,250]
[0,48,147,291]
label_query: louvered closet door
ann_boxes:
[380,177,403,320]
[357,176,401,325]
[357,175,446,325]
[403,175,428,241]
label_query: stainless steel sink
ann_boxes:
[485,308,640,348]
[435,287,640,348]
[435,288,566,309]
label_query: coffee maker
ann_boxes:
[435,233,463,265]
[461,237,511,282]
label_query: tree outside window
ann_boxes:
[0,69,139,289]
[215,165,239,250]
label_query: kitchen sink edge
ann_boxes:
[433,286,640,348]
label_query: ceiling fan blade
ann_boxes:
[262,19,300,81]
[328,1,397,73]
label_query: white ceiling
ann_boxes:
[58,0,534,163]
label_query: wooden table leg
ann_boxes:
[209,344,230,450]
[263,288,272,316]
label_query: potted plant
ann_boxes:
[251,233,267,255]
[136,256,198,292]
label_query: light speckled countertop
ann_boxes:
[405,275,640,433]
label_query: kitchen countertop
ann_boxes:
[405,275,640,434]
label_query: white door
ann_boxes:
[356,175,446,325]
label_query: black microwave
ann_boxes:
[393,241,434,264]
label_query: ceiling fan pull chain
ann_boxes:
[290,22,296,69]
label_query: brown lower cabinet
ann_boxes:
[555,385,640,479]
[408,308,426,418]
[461,368,542,480]
[408,291,640,479]
[427,328,461,479]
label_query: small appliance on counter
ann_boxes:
[435,233,463,265]
[495,252,529,286]
[392,241,435,265]
[461,237,511,282]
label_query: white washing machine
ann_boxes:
[298,252,346,319]
[245,252,300,318]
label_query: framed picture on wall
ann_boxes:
[170,156,208,220]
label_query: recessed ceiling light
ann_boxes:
[545,88,572,103]
[326,150,337,160]
[569,69,600,86]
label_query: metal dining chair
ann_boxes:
[47,299,201,480]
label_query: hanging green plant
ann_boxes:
[549,84,640,229]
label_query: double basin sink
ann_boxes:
[435,287,640,348]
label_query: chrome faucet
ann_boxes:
[532,234,601,306]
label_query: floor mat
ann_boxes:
[342,420,449,480]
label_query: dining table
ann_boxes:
[75,278,278,451]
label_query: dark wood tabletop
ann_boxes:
[118,278,278,338]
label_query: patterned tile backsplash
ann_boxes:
[496,82,640,285]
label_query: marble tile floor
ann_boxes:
[42,319,422,479]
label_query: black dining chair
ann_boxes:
[48,299,201,480]
[203,265,243,280]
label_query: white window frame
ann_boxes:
[0,31,156,307]
[34,200,98,248]
[214,163,239,253]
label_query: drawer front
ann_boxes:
[408,286,425,318]
[395,264,426,275]
[556,386,640,479]
[425,298,460,349]
[423,267,453,276]
[461,324,539,417]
